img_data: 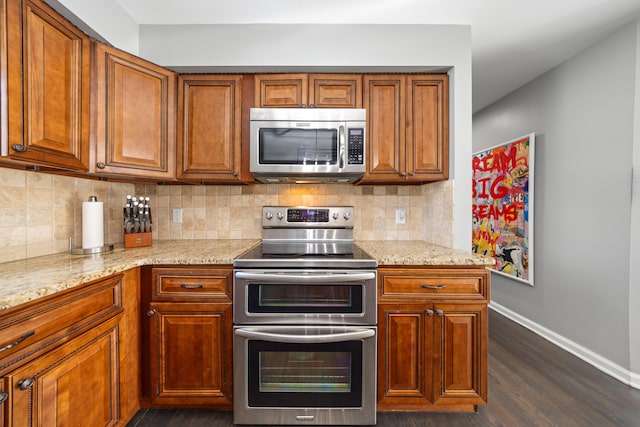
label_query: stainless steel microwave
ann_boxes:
[249,108,366,183]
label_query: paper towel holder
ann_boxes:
[70,196,114,255]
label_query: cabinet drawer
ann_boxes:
[380,269,488,300]
[0,275,122,368]
[152,267,232,301]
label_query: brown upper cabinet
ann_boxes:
[176,75,243,182]
[254,74,362,108]
[92,42,177,180]
[361,74,449,184]
[1,0,91,171]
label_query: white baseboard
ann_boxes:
[489,301,640,390]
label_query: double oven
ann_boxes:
[233,206,377,425]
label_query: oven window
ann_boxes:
[247,341,362,407]
[258,128,338,165]
[248,284,363,313]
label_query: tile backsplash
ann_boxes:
[0,167,454,263]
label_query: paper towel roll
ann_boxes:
[82,197,104,249]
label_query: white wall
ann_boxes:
[45,0,139,54]
[631,20,640,379]
[474,21,639,380]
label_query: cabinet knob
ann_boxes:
[18,377,35,391]
[12,144,27,153]
[400,171,407,177]
[0,392,8,404]
[147,309,156,317]
[232,171,239,177]
[96,162,106,169]
[436,309,444,317]
[409,171,415,176]
[426,309,434,317]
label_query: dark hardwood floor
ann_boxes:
[127,310,640,426]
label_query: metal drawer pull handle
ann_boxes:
[421,284,446,290]
[180,283,204,289]
[0,392,8,404]
[235,272,375,283]
[0,330,35,353]
[235,328,375,344]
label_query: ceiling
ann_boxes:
[114,0,640,112]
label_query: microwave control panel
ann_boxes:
[347,128,364,165]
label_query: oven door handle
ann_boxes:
[234,271,376,283]
[235,328,375,343]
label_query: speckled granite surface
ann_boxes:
[357,240,494,267]
[0,239,492,311]
[0,240,259,311]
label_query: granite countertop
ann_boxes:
[0,239,259,311]
[358,240,494,266]
[0,239,492,311]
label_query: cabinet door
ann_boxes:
[308,74,362,108]
[432,303,487,405]
[2,0,90,171]
[148,302,233,408]
[7,319,120,427]
[0,379,6,426]
[377,304,433,408]
[361,75,406,182]
[406,75,449,182]
[254,74,308,107]
[93,42,176,179]
[177,75,242,182]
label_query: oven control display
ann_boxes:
[287,208,329,222]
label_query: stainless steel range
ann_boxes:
[233,206,377,426]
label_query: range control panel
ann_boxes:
[262,206,354,228]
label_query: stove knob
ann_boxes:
[343,212,352,220]
[332,212,339,220]
[277,211,284,221]
[265,211,273,220]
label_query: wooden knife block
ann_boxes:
[124,232,152,248]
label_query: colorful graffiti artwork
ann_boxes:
[472,134,535,285]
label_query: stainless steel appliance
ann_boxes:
[249,108,366,183]
[233,206,377,426]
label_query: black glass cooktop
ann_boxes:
[233,242,377,269]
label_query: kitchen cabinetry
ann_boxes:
[146,267,233,408]
[92,42,177,179]
[0,274,129,426]
[1,0,91,171]
[177,75,243,182]
[254,74,362,108]
[6,317,121,426]
[377,267,489,411]
[362,74,448,183]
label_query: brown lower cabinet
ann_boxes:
[6,317,121,426]
[0,269,140,427]
[377,267,490,411]
[145,266,233,409]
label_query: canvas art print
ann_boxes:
[472,133,534,285]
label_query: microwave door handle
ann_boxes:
[339,125,346,169]
[235,271,376,283]
[235,328,375,343]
